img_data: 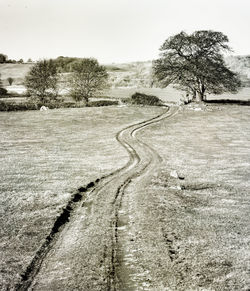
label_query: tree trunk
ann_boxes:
[192,91,196,101]
[83,96,89,106]
[196,92,203,102]
[196,85,205,102]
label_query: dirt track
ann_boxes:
[15,106,178,291]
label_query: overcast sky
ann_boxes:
[0,0,249,63]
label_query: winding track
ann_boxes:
[17,106,178,291]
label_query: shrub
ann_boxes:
[0,101,37,111]
[0,97,66,111]
[88,100,119,107]
[62,101,78,108]
[0,88,8,96]
[121,98,132,105]
[131,92,162,106]
[0,101,9,111]
[0,98,119,111]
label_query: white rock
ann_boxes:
[170,170,179,178]
[40,106,49,111]
[169,185,182,190]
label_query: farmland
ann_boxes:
[0,103,249,290]
[1,0,250,288]
[135,104,250,290]
[0,60,250,290]
[0,106,164,289]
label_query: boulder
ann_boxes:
[40,106,49,111]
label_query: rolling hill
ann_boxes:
[0,56,249,102]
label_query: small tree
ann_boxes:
[69,58,109,105]
[0,54,7,63]
[0,73,7,95]
[25,59,59,104]
[7,77,14,86]
[153,30,241,102]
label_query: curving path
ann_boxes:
[17,106,179,291]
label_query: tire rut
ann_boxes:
[15,177,107,291]
[107,106,179,290]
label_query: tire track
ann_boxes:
[15,178,106,291]
[109,106,179,290]
[17,105,178,291]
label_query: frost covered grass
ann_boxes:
[134,104,250,290]
[0,105,163,289]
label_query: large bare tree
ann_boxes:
[153,30,241,102]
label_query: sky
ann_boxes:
[0,0,249,63]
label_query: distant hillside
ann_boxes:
[106,61,152,88]
[0,63,33,85]
[106,56,250,88]
[225,55,250,86]
[1,56,250,88]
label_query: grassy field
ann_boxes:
[104,87,250,102]
[207,87,250,101]
[2,85,250,106]
[131,104,250,290]
[0,103,249,290]
[0,106,164,289]
[104,86,182,102]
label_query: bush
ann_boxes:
[131,92,162,106]
[0,98,120,111]
[88,100,119,107]
[0,88,8,96]
[0,101,9,111]
[0,98,66,111]
[7,77,14,86]
[121,98,133,105]
[5,91,29,98]
[0,101,37,111]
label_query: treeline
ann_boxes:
[0,53,98,71]
[0,53,100,71]
[34,56,105,73]
[52,56,86,72]
[0,53,26,64]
